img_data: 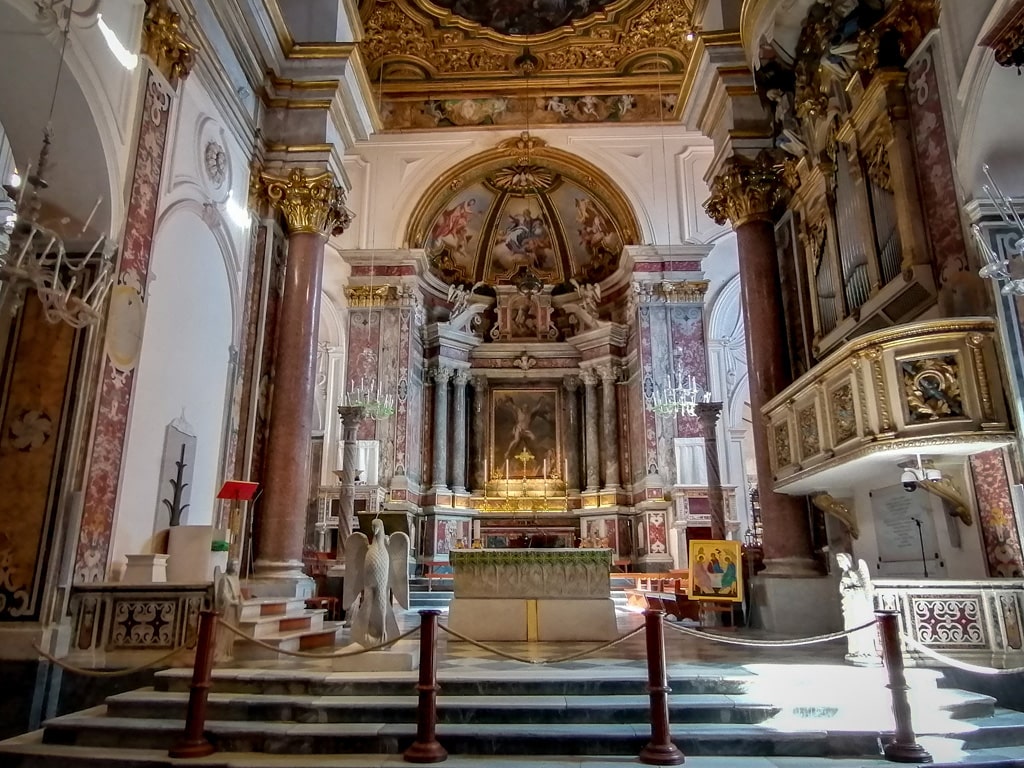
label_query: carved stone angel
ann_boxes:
[343,518,410,647]
[836,552,879,665]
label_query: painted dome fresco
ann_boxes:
[425,0,619,36]
[409,136,639,287]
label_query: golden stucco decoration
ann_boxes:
[142,0,199,83]
[704,151,789,228]
[259,169,354,237]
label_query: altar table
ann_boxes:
[447,548,617,641]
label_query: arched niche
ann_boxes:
[405,134,641,287]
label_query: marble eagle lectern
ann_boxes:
[342,518,410,646]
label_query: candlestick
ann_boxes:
[505,459,509,497]
[543,458,547,480]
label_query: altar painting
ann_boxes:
[491,388,559,479]
[687,539,742,602]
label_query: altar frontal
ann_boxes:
[447,548,618,641]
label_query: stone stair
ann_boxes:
[230,597,343,661]
[5,665,1024,765]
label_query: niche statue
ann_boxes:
[343,518,410,646]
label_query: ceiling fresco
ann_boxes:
[408,135,639,286]
[359,0,697,131]
[426,0,619,36]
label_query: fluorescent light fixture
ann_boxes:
[97,14,138,70]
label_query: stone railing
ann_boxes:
[762,318,1013,491]
[67,582,212,667]
[874,578,1024,668]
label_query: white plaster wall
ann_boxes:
[108,64,253,576]
[337,125,716,252]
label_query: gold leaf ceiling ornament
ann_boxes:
[360,0,698,130]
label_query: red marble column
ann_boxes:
[706,153,817,575]
[735,218,815,570]
[251,169,352,593]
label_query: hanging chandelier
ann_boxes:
[972,164,1024,296]
[649,369,707,417]
[345,376,395,421]
[0,8,114,327]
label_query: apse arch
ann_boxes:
[405,134,641,287]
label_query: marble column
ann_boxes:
[431,366,453,491]
[336,405,365,557]
[706,152,816,574]
[451,369,471,493]
[696,401,725,540]
[581,368,601,492]
[253,169,353,593]
[562,376,581,494]
[470,375,489,492]
[599,364,621,490]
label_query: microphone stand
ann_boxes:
[910,517,928,577]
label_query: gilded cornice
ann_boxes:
[142,0,198,83]
[980,0,1024,70]
[360,0,698,128]
[704,151,788,228]
[259,169,354,236]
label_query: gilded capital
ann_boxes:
[260,169,354,237]
[142,0,198,83]
[704,152,789,228]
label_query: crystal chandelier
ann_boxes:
[0,10,114,327]
[971,164,1024,295]
[649,368,708,417]
[345,376,395,421]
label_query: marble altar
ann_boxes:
[447,548,617,641]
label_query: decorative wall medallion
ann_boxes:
[8,409,53,452]
[105,283,145,372]
[797,404,819,458]
[910,596,985,647]
[901,355,963,422]
[773,422,792,468]
[830,382,857,443]
[203,140,227,187]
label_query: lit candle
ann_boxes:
[543,459,547,479]
[505,459,510,496]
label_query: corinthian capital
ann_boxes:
[143,0,198,83]
[704,151,788,228]
[259,168,354,237]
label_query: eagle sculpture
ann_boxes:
[342,518,410,647]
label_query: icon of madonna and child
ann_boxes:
[687,540,742,602]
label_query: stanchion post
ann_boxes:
[169,609,219,758]
[639,609,685,765]
[404,609,447,763]
[875,610,933,764]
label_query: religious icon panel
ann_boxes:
[687,539,743,602]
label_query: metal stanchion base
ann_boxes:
[403,740,448,763]
[883,741,933,764]
[168,738,216,759]
[639,742,685,765]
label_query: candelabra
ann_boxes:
[345,376,395,421]
[971,164,1024,296]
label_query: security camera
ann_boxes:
[901,469,918,493]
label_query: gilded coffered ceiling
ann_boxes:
[358,0,698,130]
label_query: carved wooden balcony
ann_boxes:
[762,318,1013,493]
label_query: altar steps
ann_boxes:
[5,667,1024,765]
[230,597,343,661]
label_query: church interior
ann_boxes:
[3,0,1024,764]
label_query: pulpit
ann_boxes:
[447,548,617,641]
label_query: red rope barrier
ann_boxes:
[168,609,218,758]
[639,609,685,765]
[404,609,448,763]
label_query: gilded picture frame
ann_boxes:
[687,539,743,603]
[490,387,560,479]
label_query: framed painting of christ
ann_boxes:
[687,539,743,602]
[490,387,560,480]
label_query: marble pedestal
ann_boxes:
[751,574,840,635]
[448,597,617,641]
[122,554,168,584]
[331,641,418,671]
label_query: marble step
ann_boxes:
[7,740,1024,767]
[237,609,326,638]
[238,597,310,621]
[103,689,784,725]
[231,623,344,662]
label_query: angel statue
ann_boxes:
[343,518,410,647]
[836,552,880,665]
